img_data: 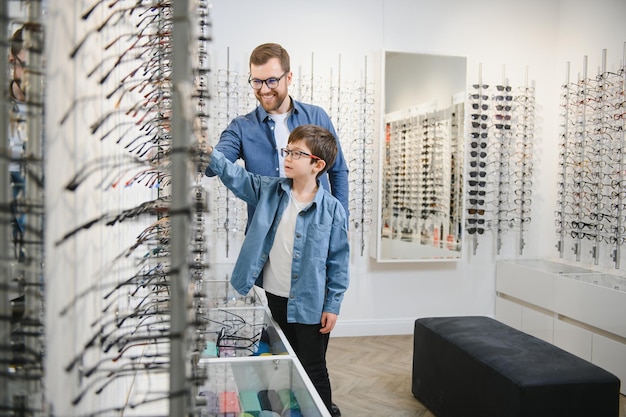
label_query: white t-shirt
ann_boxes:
[263,192,311,297]
[269,112,290,177]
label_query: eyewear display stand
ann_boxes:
[556,44,626,268]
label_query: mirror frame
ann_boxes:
[373,50,467,262]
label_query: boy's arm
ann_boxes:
[202,144,262,206]
[320,312,338,334]
[204,126,241,177]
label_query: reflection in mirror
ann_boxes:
[376,52,466,261]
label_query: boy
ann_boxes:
[204,124,349,415]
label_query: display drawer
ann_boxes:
[521,307,554,343]
[496,260,558,310]
[553,319,593,361]
[495,296,522,330]
[554,273,626,339]
[197,356,331,417]
[592,333,626,394]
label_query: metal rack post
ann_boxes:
[170,0,193,415]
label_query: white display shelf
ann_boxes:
[495,259,626,394]
[500,259,596,275]
[197,356,330,417]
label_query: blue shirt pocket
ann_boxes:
[304,223,332,260]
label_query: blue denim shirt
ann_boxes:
[205,98,349,223]
[209,149,350,324]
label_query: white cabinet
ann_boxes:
[592,334,626,392]
[553,319,593,361]
[554,273,626,338]
[521,307,554,343]
[494,296,522,329]
[495,260,626,395]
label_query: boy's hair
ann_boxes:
[288,125,337,178]
[249,43,290,73]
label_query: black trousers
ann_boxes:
[266,292,333,412]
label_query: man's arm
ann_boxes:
[327,148,350,216]
[317,116,350,216]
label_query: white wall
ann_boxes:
[209,0,626,336]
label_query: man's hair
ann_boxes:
[288,125,337,178]
[249,43,290,73]
[10,26,23,57]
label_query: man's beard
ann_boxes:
[258,91,286,113]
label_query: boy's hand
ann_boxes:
[195,142,213,173]
[320,312,338,334]
[196,141,213,156]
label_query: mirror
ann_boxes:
[374,51,466,261]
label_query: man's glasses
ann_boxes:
[280,148,320,160]
[248,71,288,90]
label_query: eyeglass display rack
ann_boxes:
[1,2,46,415]
[556,43,626,269]
[345,56,376,256]
[466,66,536,256]
[41,1,219,416]
[207,53,376,257]
[382,102,464,250]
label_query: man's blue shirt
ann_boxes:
[208,149,350,325]
[205,98,349,223]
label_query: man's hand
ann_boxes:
[320,312,338,334]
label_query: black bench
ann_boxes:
[412,316,621,417]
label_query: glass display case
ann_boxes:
[198,306,290,359]
[196,357,329,417]
[196,280,331,416]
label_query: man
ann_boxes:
[205,43,349,227]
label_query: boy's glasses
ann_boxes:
[280,148,320,160]
[248,71,288,90]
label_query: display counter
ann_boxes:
[495,259,626,394]
[196,281,331,416]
